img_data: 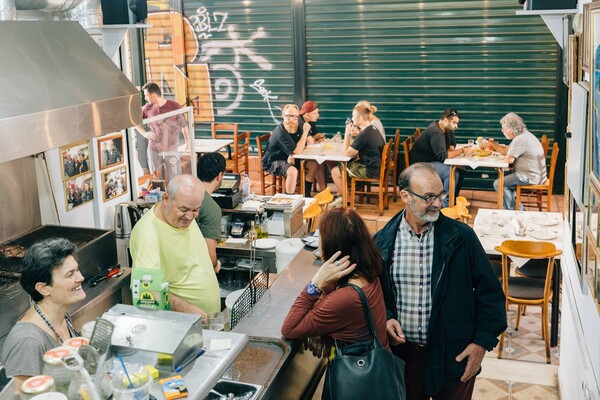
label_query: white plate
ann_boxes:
[302,236,319,248]
[529,231,557,241]
[531,217,559,226]
[253,238,279,249]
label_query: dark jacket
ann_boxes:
[374,211,506,396]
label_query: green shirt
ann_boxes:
[196,193,222,240]
[130,205,220,314]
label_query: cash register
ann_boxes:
[212,173,242,209]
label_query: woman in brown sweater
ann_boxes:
[281,207,389,350]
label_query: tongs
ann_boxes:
[88,266,121,287]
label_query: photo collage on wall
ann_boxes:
[60,140,94,211]
[97,133,128,202]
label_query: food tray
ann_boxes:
[231,337,291,390]
[229,271,269,329]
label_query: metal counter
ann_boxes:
[232,249,327,400]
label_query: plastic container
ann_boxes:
[81,321,96,339]
[42,347,75,394]
[20,376,55,400]
[110,364,152,400]
[63,337,89,350]
[275,238,304,274]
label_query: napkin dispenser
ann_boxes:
[101,304,203,371]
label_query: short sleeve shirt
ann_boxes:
[142,100,186,152]
[196,194,222,240]
[1,322,59,377]
[350,125,385,178]
[262,124,301,169]
[507,131,547,184]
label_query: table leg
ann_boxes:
[497,168,505,209]
[551,260,561,347]
[341,162,348,206]
[449,166,457,207]
[300,160,306,196]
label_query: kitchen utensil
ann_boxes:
[114,203,142,238]
[90,318,114,355]
[88,266,121,287]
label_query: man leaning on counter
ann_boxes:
[130,174,220,323]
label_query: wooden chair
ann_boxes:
[441,203,471,223]
[314,187,334,212]
[494,240,562,364]
[413,128,421,141]
[349,141,391,216]
[388,129,401,201]
[256,134,284,195]
[402,136,413,169]
[540,134,550,158]
[515,142,559,211]
[303,199,322,233]
[455,196,471,208]
[226,130,250,175]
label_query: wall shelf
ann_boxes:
[516,9,577,49]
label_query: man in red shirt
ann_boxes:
[136,82,190,182]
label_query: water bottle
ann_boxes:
[242,174,251,201]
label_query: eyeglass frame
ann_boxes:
[404,189,448,205]
[284,114,299,119]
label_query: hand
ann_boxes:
[287,155,295,164]
[303,121,311,134]
[147,131,157,141]
[306,136,316,145]
[312,251,356,289]
[462,146,474,156]
[455,343,486,382]
[386,319,406,345]
[214,260,222,274]
[303,336,332,358]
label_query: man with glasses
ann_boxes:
[410,109,474,207]
[374,163,506,400]
[262,104,319,195]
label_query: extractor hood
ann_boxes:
[0,21,141,164]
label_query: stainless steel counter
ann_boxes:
[146,330,249,400]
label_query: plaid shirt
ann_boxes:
[391,214,435,344]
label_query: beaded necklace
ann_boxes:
[33,302,79,344]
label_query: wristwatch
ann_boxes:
[305,281,321,297]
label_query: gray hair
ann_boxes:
[167,174,203,200]
[500,112,527,136]
[398,163,438,191]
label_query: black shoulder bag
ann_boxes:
[322,283,406,400]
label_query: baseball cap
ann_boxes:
[299,101,318,115]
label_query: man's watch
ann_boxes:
[305,281,321,297]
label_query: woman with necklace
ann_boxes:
[1,238,85,385]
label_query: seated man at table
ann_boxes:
[130,174,220,322]
[490,112,547,210]
[262,104,319,195]
[410,109,474,207]
[299,100,328,192]
[331,102,385,194]
[196,152,226,273]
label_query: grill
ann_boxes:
[0,225,118,342]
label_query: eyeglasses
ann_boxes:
[405,189,447,205]
[444,110,459,119]
[284,114,299,119]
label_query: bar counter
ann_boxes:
[233,248,327,400]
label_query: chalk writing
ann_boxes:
[188,6,228,40]
[250,79,281,124]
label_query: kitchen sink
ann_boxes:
[204,379,262,400]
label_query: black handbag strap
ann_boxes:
[338,283,384,349]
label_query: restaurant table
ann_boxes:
[473,208,563,347]
[178,138,233,154]
[445,148,508,208]
[294,141,352,205]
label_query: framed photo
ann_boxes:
[60,140,91,180]
[584,3,591,74]
[98,133,124,171]
[568,35,578,87]
[101,166,128,202]
[589,2,600,186]
[63,173,94,211]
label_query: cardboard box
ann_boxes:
[131,268,170,310]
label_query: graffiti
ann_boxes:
[187,7,275,116]
[250,79,281,124]
[188,6,228,40]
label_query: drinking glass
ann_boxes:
[489,211,498,233]
[110,365,152,400]
[209,312,225,331]
[467,139,474,147]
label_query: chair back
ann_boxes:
[211,123,239,139]
[229,130,250,174]
[314,187,334,211]
[381,140,392,184]
[393,129,401,168]
[547,142,559,190]
[303,199,323,233]
[413,128,420,141]
[494,240,562,297]
[540,134,550,157]
[402,136,412,168]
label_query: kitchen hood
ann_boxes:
[0,21,141,164]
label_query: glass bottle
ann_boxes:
[248,221,257,243]
[260,213,269,238]
[20,376,56,400]
[41,347,74,394]
[254,214,262,238]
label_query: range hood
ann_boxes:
[0,21,141,164]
